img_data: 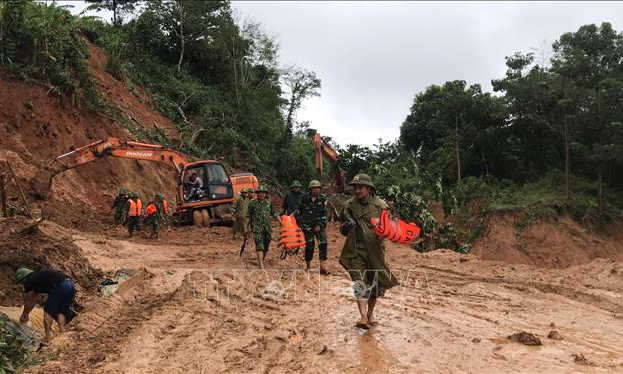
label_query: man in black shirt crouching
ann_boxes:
[14,268,76,341]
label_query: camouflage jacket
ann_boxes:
[295,193,327,232]
[282,191,302,215]
[112,195,127,211]
[232,196,249,218]
[247,199,277,230]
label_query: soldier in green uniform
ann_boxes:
[339,174,398,329]
[247,186,282,269]
[282,180,303,215]
[146,193,170,239]
[295,180,328,274]
[232,188,251,239]
[111,188,128,224]
[155,193,171,229]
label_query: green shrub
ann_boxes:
[0,1,100,107]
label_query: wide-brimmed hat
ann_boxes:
[348,173,375,188]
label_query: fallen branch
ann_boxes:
[6,161,31,218]
[18,217,46,235]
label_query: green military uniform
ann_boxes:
[112,190,128,224]
[339,175,398,299]
[296,181,328,263]
[247,190,277,252]
[282,181,303,215]
[232,189,250,235]
[147,194,169,236]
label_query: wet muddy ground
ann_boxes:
[10,221,623,373]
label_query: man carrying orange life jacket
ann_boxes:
[126,192,142,237]
[145,193,169,239]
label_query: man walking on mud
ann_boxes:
[247,186,282,269]
[15,268,76,341]
[111,188,128,224]
[126,192,142,237]
[282,180,303,215]
[339,174,398,329]
[232,188,251,239]
[145,193,169,240]
[296,180,329,274]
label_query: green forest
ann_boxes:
[1,0,623,249]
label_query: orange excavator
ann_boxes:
[314,133,345,192]
[48,137,257,226]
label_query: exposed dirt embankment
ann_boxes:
[0,41,180,231]
[471,212,623,268]
[0,217,103,307]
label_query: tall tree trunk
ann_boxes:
[480,145,489,177]
[598,166,604,212]
[454,113,461,182]
[112,0,118,26]
[285,92,296,139]
[563,117,570,204]
[177,19,184,73]
[0,11,4,64]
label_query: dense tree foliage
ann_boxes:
[397,22,623,217]
[0,0,323,191]
[1,1,622,235]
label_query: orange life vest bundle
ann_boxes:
[146,203,157,216]
[128,199,142,217]
[278,215,306,260]
[370,209,420,245]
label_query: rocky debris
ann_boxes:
[547,330,563,340]
[317,344,329,355]
[508,332,542,346]
[572,353,592,366]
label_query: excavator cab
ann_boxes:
[181,162,233,203]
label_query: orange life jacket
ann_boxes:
[146,203,157,216]
[162,200,169,214]
[278,215,306,253]
[129,199,142,217]
[370,209,420,245]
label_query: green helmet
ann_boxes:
[244,188,253,193]
[131,192,139,198]
[155,193,163,199]
[308,180,322,189]
[14,267,33,283]
[349,173,375,188]
[291,180,302,188]
[256,186,268,193]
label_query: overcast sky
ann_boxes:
[61,1,623,147]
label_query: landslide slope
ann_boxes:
[0,41,180,231]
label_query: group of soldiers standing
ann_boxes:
[231,180,328,273]
[231,173,397,329]
[111,189,170,239]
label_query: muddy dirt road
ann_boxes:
[21,222,623,373]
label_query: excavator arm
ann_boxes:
[50,137,189,175]
[314,133,344,190]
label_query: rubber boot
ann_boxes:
[320,260,328,275]
[306,261,311,272]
